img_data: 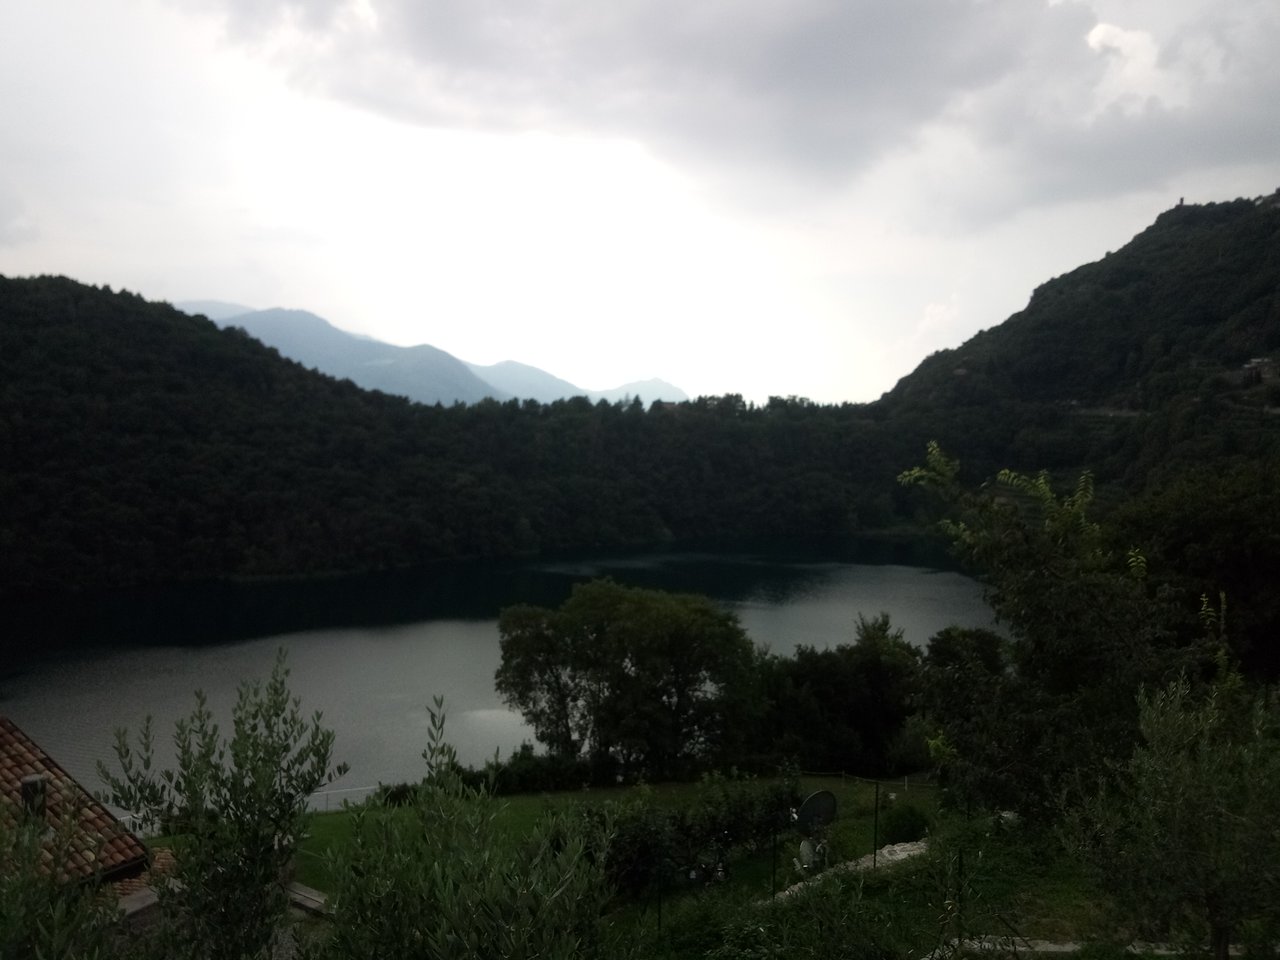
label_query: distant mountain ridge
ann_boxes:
[178,303,688,406]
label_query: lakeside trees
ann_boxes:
[10,194,1280,620]
[496,580,759,781]
[496,582,929,781]
[753,613,923,775]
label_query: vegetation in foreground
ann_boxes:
[5,441,1280,958]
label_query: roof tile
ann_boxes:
[1,716,149,883]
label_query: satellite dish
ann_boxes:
[798,838,816,869]
[795,790,837,835]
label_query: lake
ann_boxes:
[0,553,993,803]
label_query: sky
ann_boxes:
[2,1,1278,404]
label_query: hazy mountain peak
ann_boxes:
[176,299,256,322]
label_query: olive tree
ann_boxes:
[1068,671,1280,960]
[99,649,347,960]
[318,700,624,960]
[0,806,125,960]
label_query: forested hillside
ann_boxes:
[883,193,1280,485]
[0,277,891,596]
[3,192,1279,664]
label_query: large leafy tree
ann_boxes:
[901,442,1199,815]
[496,580,758,781]
[756,613,921,774]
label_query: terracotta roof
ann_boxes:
[0,716,149,883]
[112,846,175,899]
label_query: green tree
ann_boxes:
[98,649,348,960]
[496,580,758,781]
[1068,671,1280,960]
[901,443,1196,816]
[919,626,1028,811]
[756,613,921,774]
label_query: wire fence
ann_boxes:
[114,770,936,829]
[306,784,381,812]
[299,771,936,814]
[796,770,939,790]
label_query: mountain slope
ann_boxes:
[217,308,505,405]
[464,360,583,403]
[885,195,1280,411]
[877,192,1280,486]
[0,276,875,605]
[176,299,255,322]
[467,360,690,404]
[591,378,689,404]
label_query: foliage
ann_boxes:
[483,741,593,794]
[1115,458,1280,678]
[496,580,759,780]
[902,443,1199,817]
[919,625,1028,812]
[755,612,922,774]
[704,878,910,960]
[879,802,930,846]
[317,700,621,960]
[0,806,124,960]
[584,773,801,900]
[1066,671,1280,960]
[98,649,348,960]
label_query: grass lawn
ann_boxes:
[293,776,1110,957]
[294,775,928,893]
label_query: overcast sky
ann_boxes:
[3,1,1278,403]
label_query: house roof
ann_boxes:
[0,716,149,883]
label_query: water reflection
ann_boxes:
[1,554,993,799]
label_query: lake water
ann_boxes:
[1,553,993,803]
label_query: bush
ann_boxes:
[485,742,592,794]
[373,782,420,807]
[879,802,930,845]
[706,877,909,960]
[318,700,620,960]
[589,773,801,900]
[1,812,124,960]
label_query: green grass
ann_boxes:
[293,779,1111,958]
[294,776,932,895]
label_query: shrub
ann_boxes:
[484,742,592,794]
[98,649,347,960]
[879,802,930,845]
[589,773,801,901]
[318,700,620,960]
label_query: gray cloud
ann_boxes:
[191,1,1066,179]
[159,0,1280,217]
[959,1,1280,214]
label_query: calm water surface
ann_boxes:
[2,554,993,799]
